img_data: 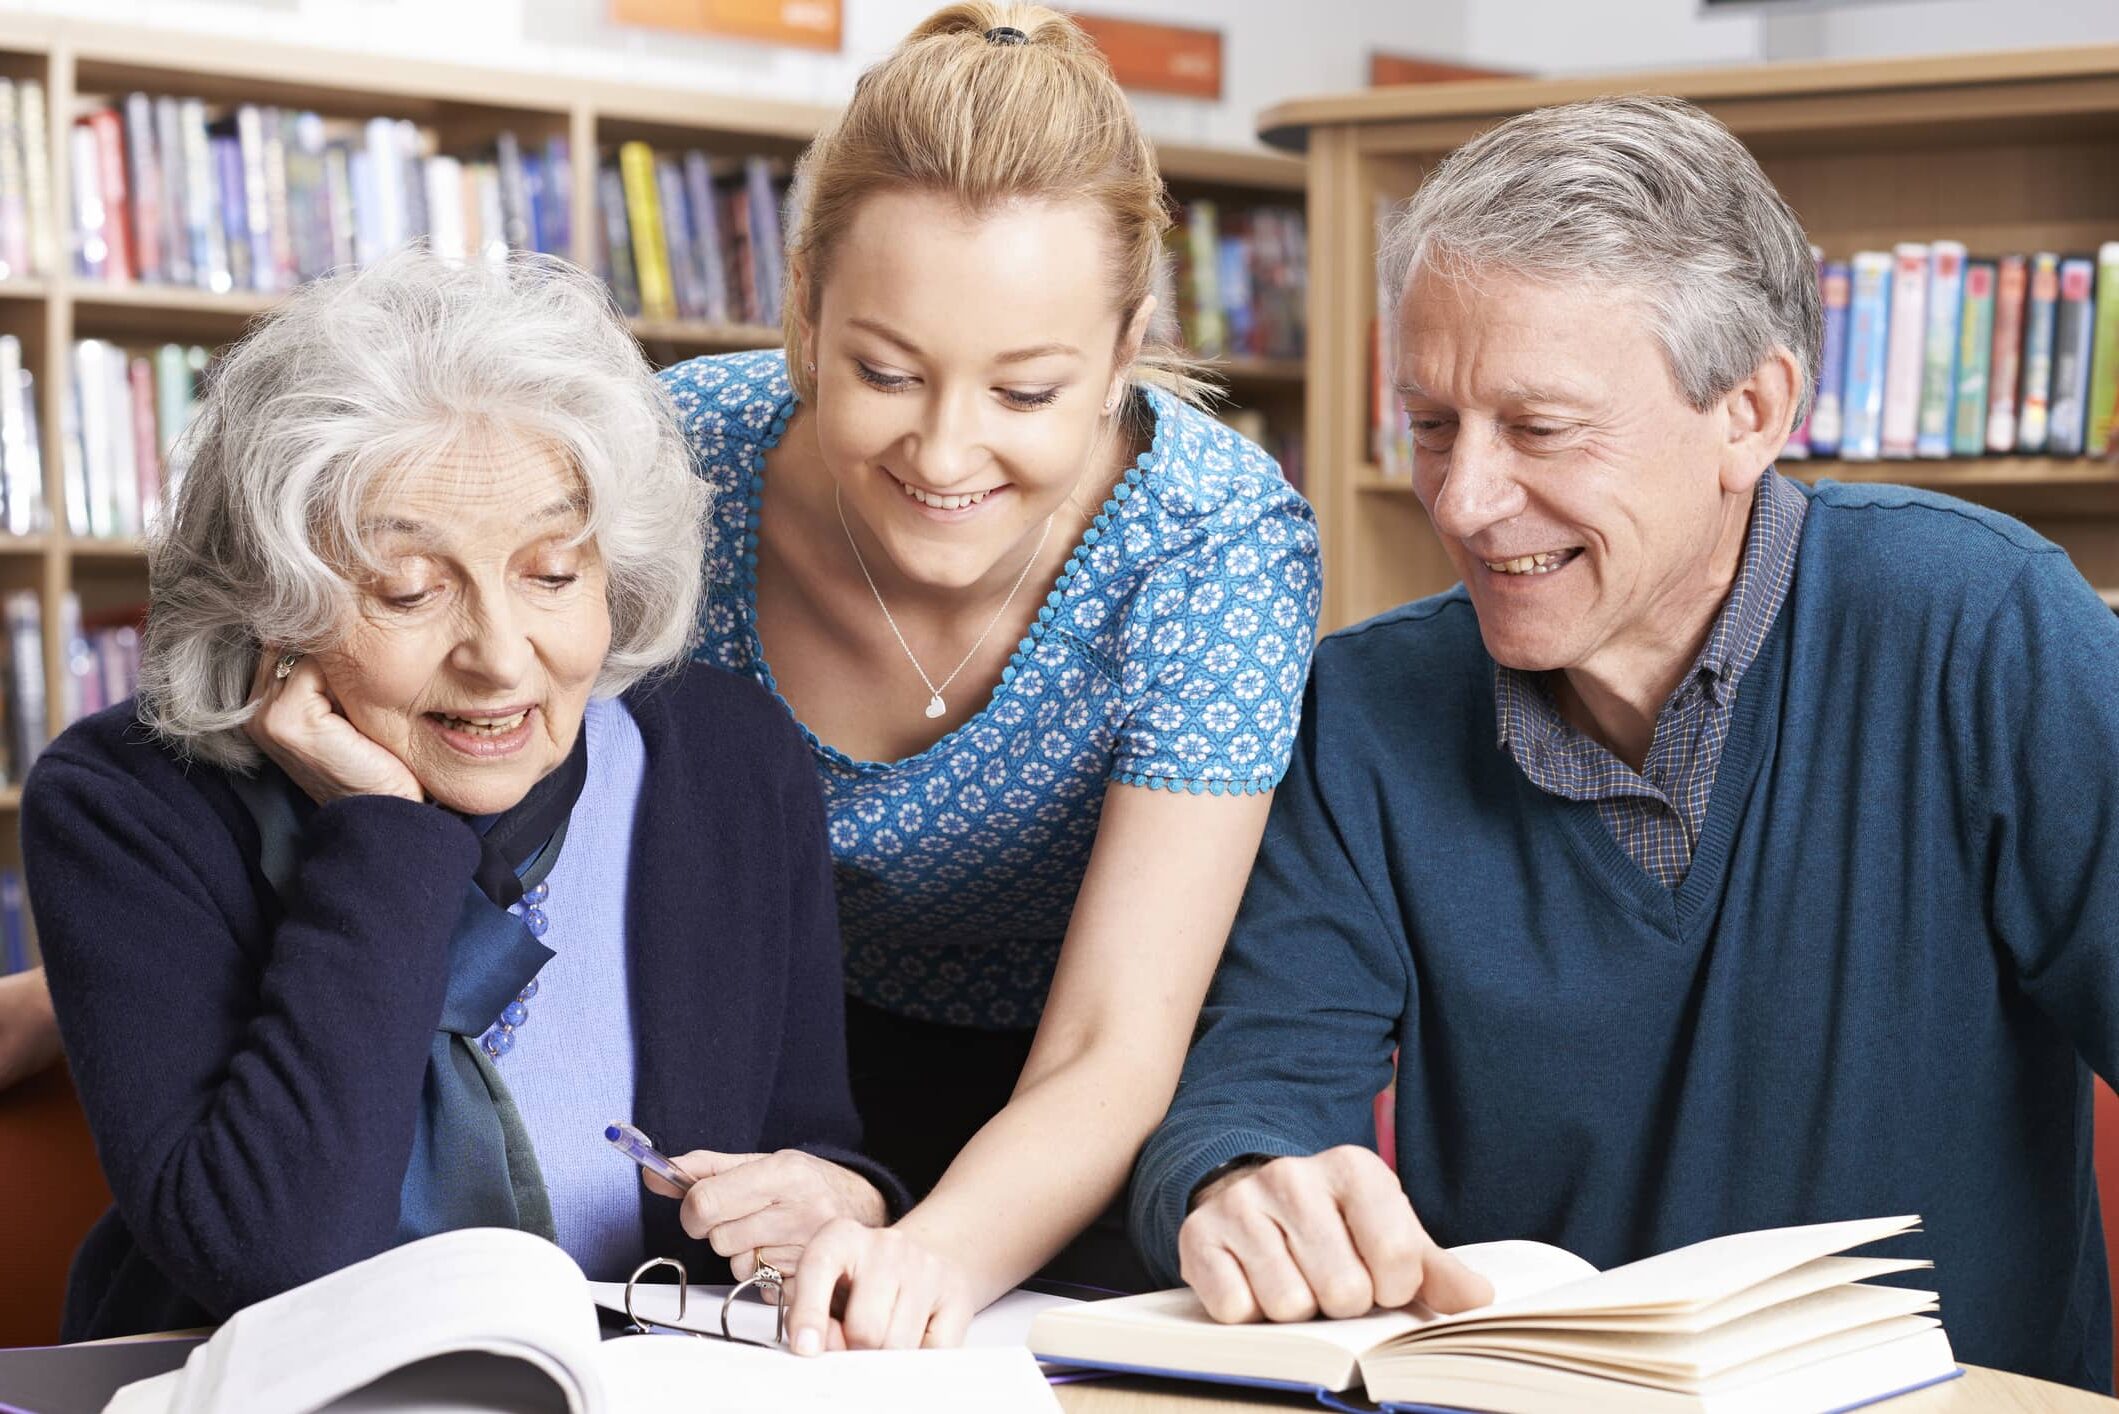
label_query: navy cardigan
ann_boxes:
[24,663,905,1341]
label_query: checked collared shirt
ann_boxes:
[1494,469,1809,888]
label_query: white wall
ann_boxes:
[17,0,1469,153]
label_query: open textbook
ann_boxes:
[1028,1215,1960,1414]
[102,1227,1063,1414]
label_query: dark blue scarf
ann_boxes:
[228,731,588,1245]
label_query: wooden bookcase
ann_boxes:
[1260,46,2119,633]
[0,13,1305,854]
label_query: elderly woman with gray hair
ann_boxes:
[22,247,903,1342]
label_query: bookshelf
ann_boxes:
[1260,45,2119,632]
[0,12,1307,842]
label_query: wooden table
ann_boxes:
[1051,1365,2119,1412]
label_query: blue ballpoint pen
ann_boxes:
[605,1121,696,1191]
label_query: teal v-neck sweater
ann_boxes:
[1131,481,2119,1392]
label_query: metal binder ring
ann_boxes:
[623,1255,689,1335]
[723,1260,788,1348]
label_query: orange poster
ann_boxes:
[1070,14,1223,101]
[611,0,843,52]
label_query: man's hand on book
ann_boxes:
[1177,1145,1494,1324]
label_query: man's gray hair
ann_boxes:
[137,245,709,771]
[1378,94,1821,425]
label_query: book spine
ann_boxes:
[0,334,35,535]
[152,343,191,469]
[473,164,505,270]
[323,141,356,274]
[180,100,228,293]
[1219,227,1256,357]
[212,134,253,292]
[542,136,571,258]
[2087,241,2119,457]
[2047,255,2096,456]
[2016,252,2061,452]
[104,348,138,537]
[1,872,25,971]
[58,344,87,536]
[56,591,84,728]
[495,130,531,251]
[1808,260,1851,457]
[362,118,402,257]
[235,105,274,292]
[0,80,27,282]
[259,106,295,291]
[619,142,673,321]
[655,156,702,320]
[743,156,783,326]
[6,590,44,770]
[1838,251,1894,461]
[1984,254,2027,453]
[282,110,324,282]
[724,183,755,324]
[153,96,192,287]
[122,92,162,285]
[130,356,161,531]
[423,155,465,261]
[596,164,639,316]
[16,81,48,277]
[92,108,134,282]
[69,120,107,282]
[1914,240,1964,458]
[1950,260,1995,457]
[682,152,729,325]
[1879,242,1928,458]
[395,120,429,245]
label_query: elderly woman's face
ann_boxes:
[317,438,611,816]
[1396,263,1740,679]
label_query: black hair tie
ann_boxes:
[984,25,1029,45]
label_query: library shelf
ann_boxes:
[1261,44,2119,633]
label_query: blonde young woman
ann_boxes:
[645,4,1322,1352]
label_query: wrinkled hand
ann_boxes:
[244,651,422,806]
[1178,1145,1494,1324]
[643,1149,889,1282]
[781,1218,977,1354]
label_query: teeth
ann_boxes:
[901,481,996,511]
[1485,550,1575,576]
[440,709,529,735]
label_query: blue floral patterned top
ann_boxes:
[662,350,1322,1029]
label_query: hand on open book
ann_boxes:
[1178,1145,1494,1324]
[644,1148,889,1280]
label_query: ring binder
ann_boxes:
[621,1255,787,1348]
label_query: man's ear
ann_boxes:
[1720,346,1802,496]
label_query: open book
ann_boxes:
[1028,1215,1959,1414]
[105,1227,1062,1414]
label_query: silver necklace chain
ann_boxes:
[835,485,1055,720]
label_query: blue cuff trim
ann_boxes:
[1108,766,1287,797]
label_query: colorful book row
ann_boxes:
[1791,242,2119,462]
[598,142,785,327]
[66,341,207,541]
[1164,199,1308,362]
[71,95,571,291]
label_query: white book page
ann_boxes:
[1450,1216,1920,1322]
[597,1335,1061,1413]
[586,1281,1078,1352]
[134,1229,605,1414]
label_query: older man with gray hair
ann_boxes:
[1130,94,2119,1392]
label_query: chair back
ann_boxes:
[0,1063,110,1347]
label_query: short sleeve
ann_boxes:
[1111,451,1322,796]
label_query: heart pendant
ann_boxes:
[924,694,947,719]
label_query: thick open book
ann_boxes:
[104,1227,1061,1414]
[1028,1215,1960,1414]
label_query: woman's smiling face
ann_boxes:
[807,189,1142,593]
[316,435,612,816]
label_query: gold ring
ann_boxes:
[274,652,300,680]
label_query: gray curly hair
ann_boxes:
[136,245,709,771]
[1378,94,1822,427]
